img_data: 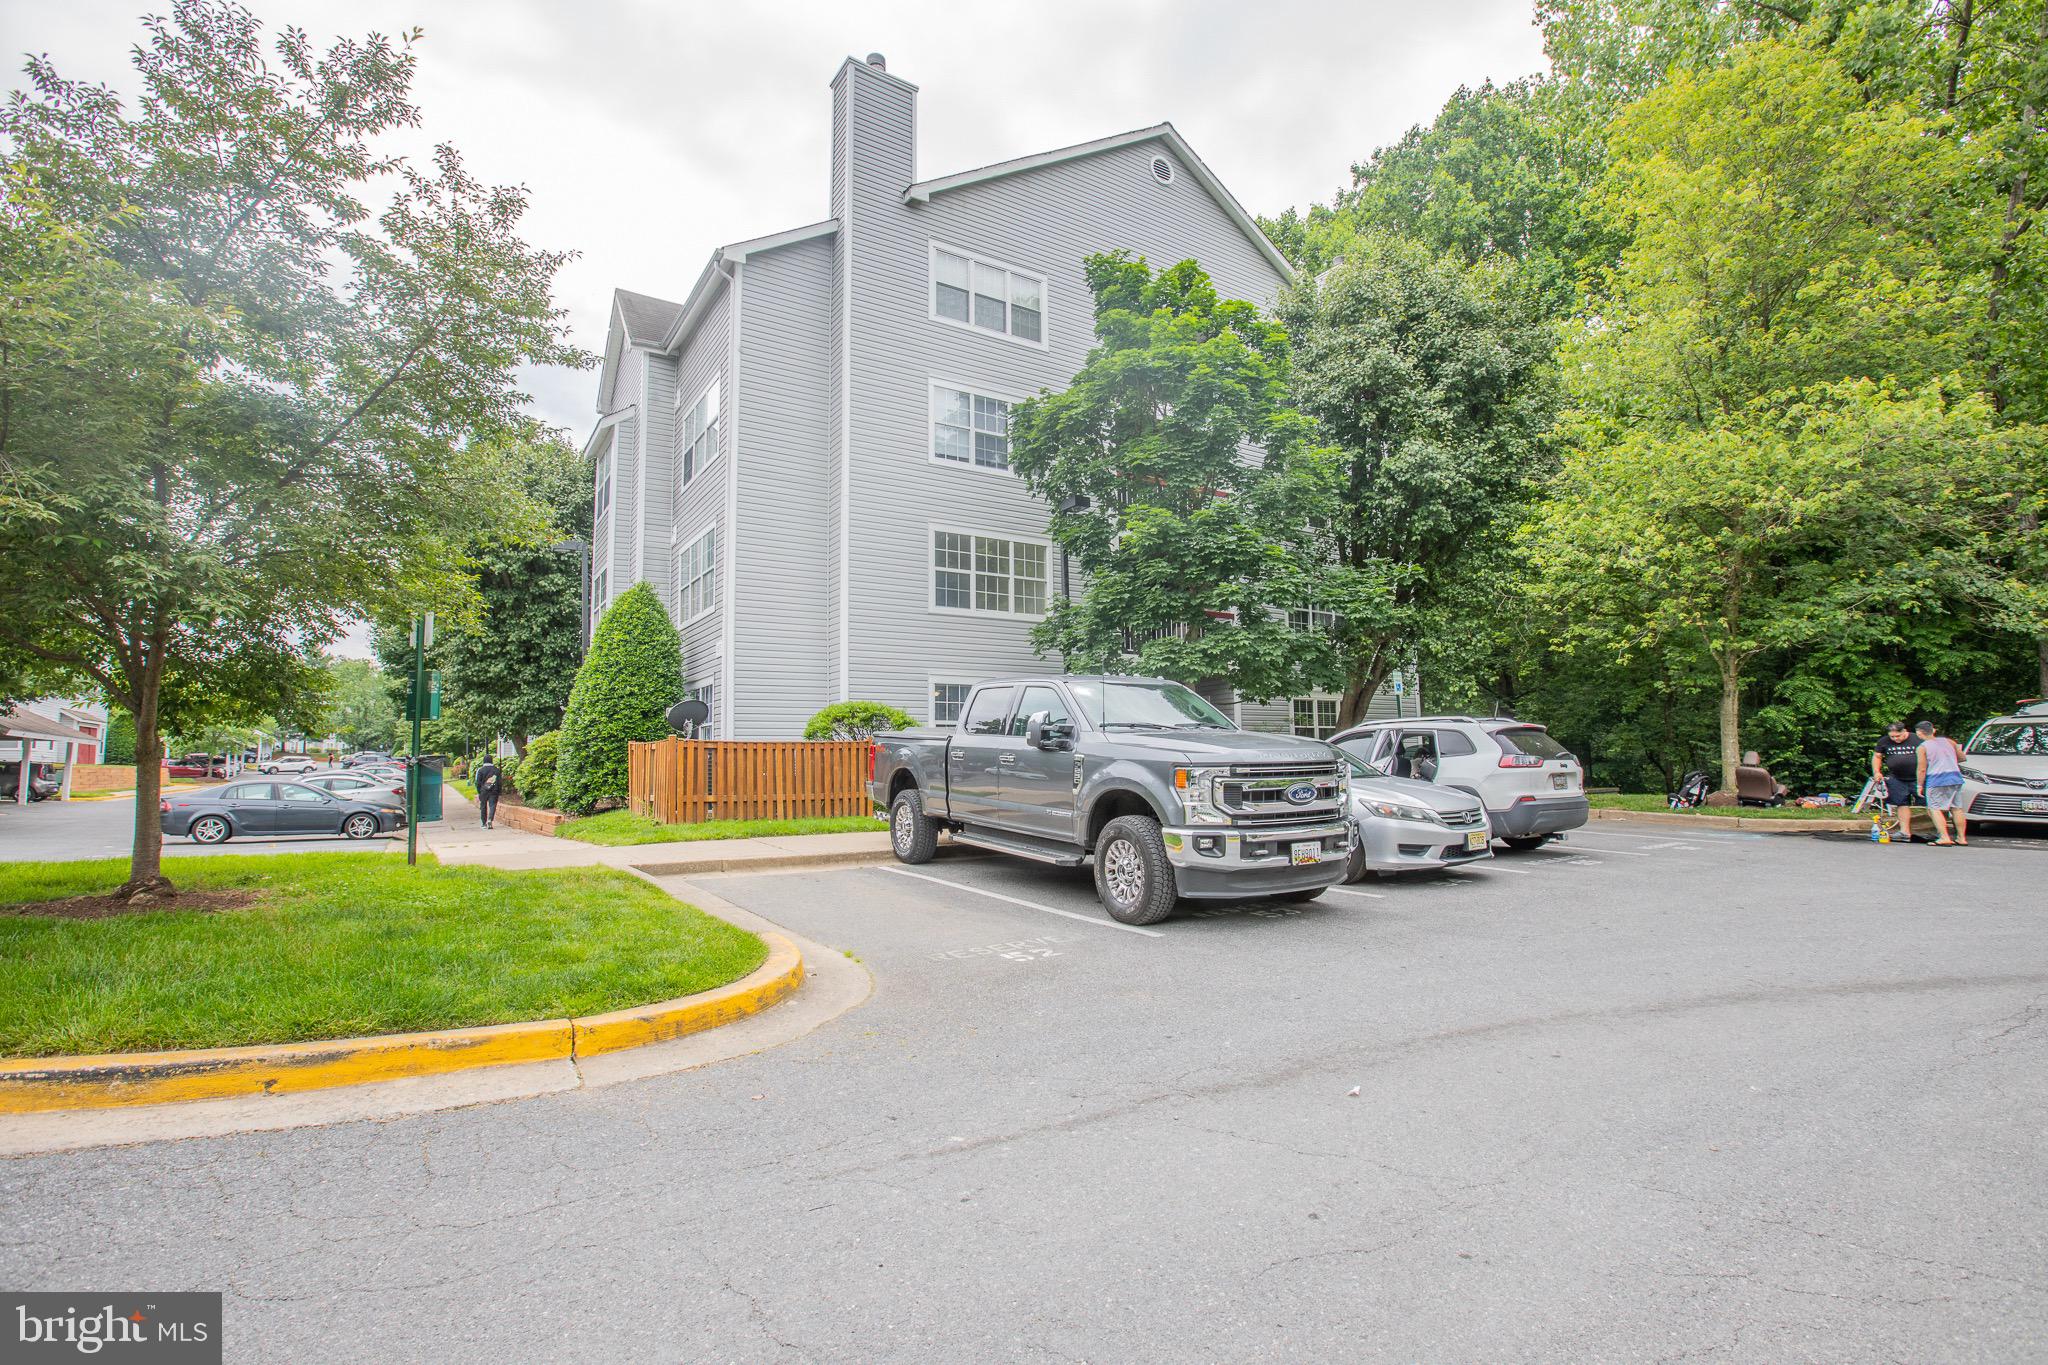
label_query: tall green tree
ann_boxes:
[555,584,683,814]
[1008,252,1346,702]
[1279,233,1557,726]
[437,431,590,751]
[0,3,584,898]
[320,657,400,752]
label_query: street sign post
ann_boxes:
[405,614,433,867]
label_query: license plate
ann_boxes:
[1551,773,1569,789]
[2023,799,2048,814]
[1465,831,1488,852]
[1290,841,1321,866]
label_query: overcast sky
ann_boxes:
[5,0,1548,658]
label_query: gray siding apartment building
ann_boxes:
[587,53,1407,740]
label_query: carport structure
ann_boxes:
[1,705,98,804]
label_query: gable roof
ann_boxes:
[615,288,684,346]
[903,122,1294,282]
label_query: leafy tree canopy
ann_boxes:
[0,2,585,896]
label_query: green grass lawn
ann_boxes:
[449,777,477,800]
[1590,793,1857,820]
[0,853,766,1057]
[558,811,882,846]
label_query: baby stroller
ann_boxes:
[1668,770,1713,809]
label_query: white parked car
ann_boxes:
[1332,716,1588,851]
[1958,700,2048,828]
[1339,752,1491,879]
[260,755,319,775]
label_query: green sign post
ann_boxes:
[405,613,436,866]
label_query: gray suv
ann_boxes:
[1331,716,1588,850]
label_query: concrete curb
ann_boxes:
[0,934,804,1115]
[1589,807,1869,834]
[625,847,898,876]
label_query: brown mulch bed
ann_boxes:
[1,889,265,920]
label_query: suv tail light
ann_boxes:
[159,799,170,814]
[1498,754,1543,768]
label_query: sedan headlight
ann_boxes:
[1174,766,1231,825]
[1960,765,1990,784]
[1358,797,1443,824]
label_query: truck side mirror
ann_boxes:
[1026,712,1071,750]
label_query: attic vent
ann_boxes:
[1150,155,1175,185]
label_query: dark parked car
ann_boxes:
[161,779,400,844]
[1,761,61,801]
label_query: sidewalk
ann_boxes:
[423,792,897,875]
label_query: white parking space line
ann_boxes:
[1321,885,1385,901]
[1486,865,1535,875]
[873,865,1166,938]
[1552,840,1653,856]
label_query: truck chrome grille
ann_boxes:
[1216,763,1345,822]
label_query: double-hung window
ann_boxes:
[931,245,1044,344]
[682,678,718,739]
[677,380,720,493]
[594,450,611,520]
[932,384,1012,472]
[929,679,974,727]
[931,530,1048,617]
[677,527,716,623]
[1289,607,1336,634]
[1292,697,1340,740]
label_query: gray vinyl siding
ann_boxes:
[668,285,731,680]
[641,352,677,606]
[1237,680,1410,737]
[598,347,642,614]
[839,131,1289,715]
[732,236,835,738]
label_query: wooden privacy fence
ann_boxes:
[628,738,873,824]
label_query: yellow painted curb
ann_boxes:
[0,934,803,1115]
[572,933,803,1057]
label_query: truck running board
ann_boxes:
[949,828,1091,868]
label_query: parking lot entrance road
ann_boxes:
[3,819,2044,1361]
[0,790,399,862]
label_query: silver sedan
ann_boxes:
[1340,752,1493,879]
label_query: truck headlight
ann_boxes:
[1175,766,1231,825]
[1359,798,1442,824]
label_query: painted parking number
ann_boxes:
[932,935,1066,964]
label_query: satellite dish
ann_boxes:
[667,699,710,736]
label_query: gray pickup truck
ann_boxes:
[868,675,1352,925]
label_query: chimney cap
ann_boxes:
[866,52,886,69]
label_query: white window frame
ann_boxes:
[928,377,1024,477]
[928,241,1049,350]
[1289,606,1337,634]
[675,378,721,495]
[676,526,717,624]
[682,675,718,740]
[594,447,612,520]
[1291,695,1341,741]
[928,676,977,728]
[928,525,1053,620]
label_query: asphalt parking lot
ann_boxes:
[3,821,2043,1362]
[0,793,399,862]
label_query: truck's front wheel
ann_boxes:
[1093,816,1178,926]
[889,789,938,864]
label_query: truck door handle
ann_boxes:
[950,751,965,762]
[999,753,1017,765]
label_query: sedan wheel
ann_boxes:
[342,812,380,840]
[190,815,231,844]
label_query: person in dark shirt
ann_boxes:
[1872,722,1921,841]
[473,756,502,829]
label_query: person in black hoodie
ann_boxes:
[473,755,502,829]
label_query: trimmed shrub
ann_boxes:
[496,753,521,794]
[101,711,137,765]
[803,701,916,741]
[515,731,561,809]
[555,584,683,813]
